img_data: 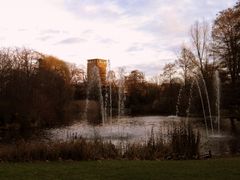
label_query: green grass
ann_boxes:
[0,158,240,180]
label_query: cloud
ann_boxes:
[82,29,94,35]
[98,38,117,44]
[57,37,87,44]
[111,0,155,16]
[18,28,27,32]
[63,0,123,21]
[38,35,53,41]
[41,29,61,35]
[127,45,144,53]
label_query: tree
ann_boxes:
[190,21,211,77]
[149,74,162,85]
[211,1,240,116]
[39,55,70,82]
[0,48,73,128]
[162,63,176,84]
[0,48,14,98]
[37,55,73,125]
[125,70,146,113]
[67,63,85,85]
[126,70,145,84]
[176,45,195,86]
[0,48,42,127]
[212,4,240,86]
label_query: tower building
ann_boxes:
[87,59,107,85]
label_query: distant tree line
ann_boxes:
[0,48,73,128]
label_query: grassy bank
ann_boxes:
[0,158,240,180]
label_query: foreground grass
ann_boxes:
[0,158,240,180]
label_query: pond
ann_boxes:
[45,116,239,156]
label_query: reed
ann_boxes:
[0,123,200,161]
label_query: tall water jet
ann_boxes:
[186,80,195,123]
[104,90,108,121]
[117,67,126,119]
[118,81,125,119]
[199,73,214,135]
[85,66,104,123]
[84,83,90,120]
[176,86,183,116]
[194,77,209,137]
[214,70,221,134]
[94,66,105,123]
[107,60,113,121]
[86,59,107,124]
[109,78,112,120]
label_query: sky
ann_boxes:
[0,0,236,76]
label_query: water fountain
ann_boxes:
[176,76,209,136]
[186,81,194,122]
[199,73,214,134]
[176,86,183,116]
[118,84,125,119]
[209,70,222,138]
[84,60,125,124]
[194,76,209,137]
[215,70,221,134]
[85,66,105,124]
[107,60,113,120]
[117,68,126,119]
[182,70,221,137]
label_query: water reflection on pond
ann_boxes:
[46,116,182,142]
